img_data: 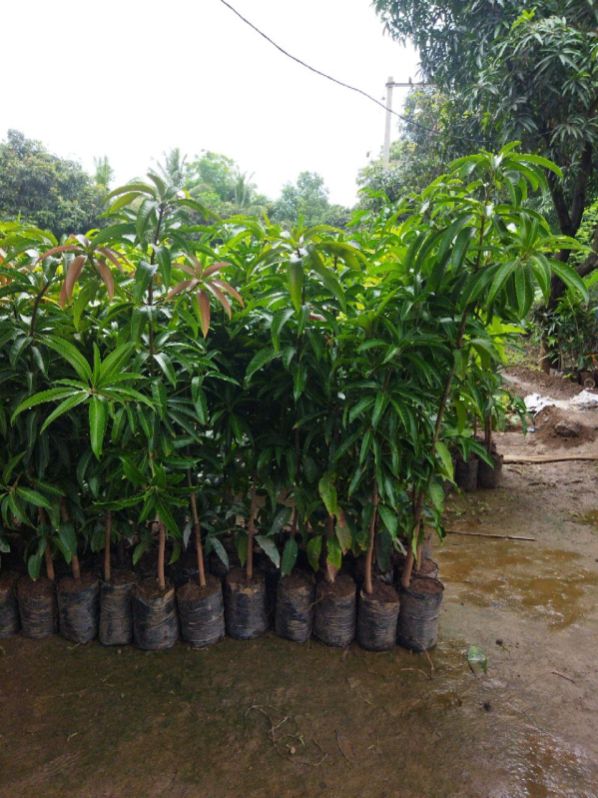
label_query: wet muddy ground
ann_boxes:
[2,396,598,796]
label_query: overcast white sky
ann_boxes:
[2,1,419,206]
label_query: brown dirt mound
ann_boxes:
[533,406,596,448]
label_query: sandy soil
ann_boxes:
[1,371,598,798]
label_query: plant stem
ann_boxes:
[246,485,257,581]
[44,542,55,581]
[484,414,493,453]
[157,520,166,591]
[364,483,379,595]
[104,510,112,583]
[189,489,207,589]
[38,509,55,581]
[60,499,80,580]
[29,280,52,337]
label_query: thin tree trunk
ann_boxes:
[364,483,379,595]
[190,492,207,589]
[246,486,257,581]
[44,543,55,582]
[104,510,112,583]
[157,520,166,592]
[484,415,493,454]
[38,509,55,581]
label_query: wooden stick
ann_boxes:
[446,529,535,542]
[504,453,598,464]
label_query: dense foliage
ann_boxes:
[373,0,598,300]
[0,130,106,238]
[0,147,585,592]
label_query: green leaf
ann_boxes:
[318,472,338,516]
[435,441,454,482]
[335,515,352,553]
[245,348,278,382]
[326,538,342,570]
[27,551,43,581]
[45,336,92,383]
[550,260,589,303]
[15,487,52,510]
[153,352,177,387]
[40,392,88,434]
[11,387,79,423]
[306,536,322,572]
[378,505,398,538]
[58,522,77,560]
[209,536,229,571]
[89,397,108,459]
[255,534,280,568]
[281,537,298,577]
[287,261,304,312]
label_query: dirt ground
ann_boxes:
[1,369,598,798]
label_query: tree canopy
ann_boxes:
[271,171,350,227]
[0,130,106,237]
[373,0,598,296]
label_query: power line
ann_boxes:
[217,0,488,148]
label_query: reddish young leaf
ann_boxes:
[60,255,86,306]
[204,281,232,318]
[96,259,115,298]
[36,244,78,262]
[212,278,244,306]
[167,278,199,299]
[203,261,228,277]
[196,289,211,337]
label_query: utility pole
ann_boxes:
[383,78,430,168]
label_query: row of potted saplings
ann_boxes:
[0,524,443,653]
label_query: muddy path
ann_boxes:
[2,385,598,796]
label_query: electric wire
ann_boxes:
[217,0,489,148]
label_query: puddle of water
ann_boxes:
[438,541,593,628]
[499,727,598,798]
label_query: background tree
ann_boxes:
[184,150,268,217]
[271,171,350,228]
[357,88,472,210]
[372,0,598,299]
[0,130,104,237]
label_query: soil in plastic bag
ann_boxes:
[414,557,439,580]
[224,568,268,640]
[57,573,100,644]
[478,451,503,489]
[0,572,19,638]
[17,575,56,638]
[455,454,479,492]
[132,579,179,650]
[313,573,356,647]
[357,580,400,651]
[99,571,137,646]
[274,571,315,643]
[397,576,444,652]
[177,574,225,648]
